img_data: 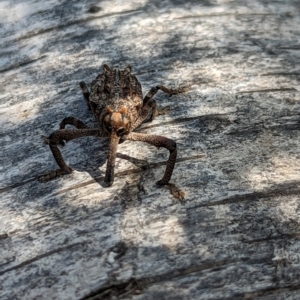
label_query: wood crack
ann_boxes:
[238,88,297,93]
[80,258,241,300]
[188,181,300,209]
[0,55,47,73]
[176,13,276,20]
[0,241,89,276]
[279,46,300,50]
[134,68,173,75]
[0,178,37,193]
[231,284,300,299]
[141,113,230,130]
[261,72,300,76]
[11,10,142,43]
[242,233,300,244]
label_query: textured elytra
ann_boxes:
[89,65,143,134]
[38,64,186,188]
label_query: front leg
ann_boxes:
[133,85,188,130]
[132,98,158,130]
[59,116,91,129]
[46,117,91,147]
[38,128,101,181]
[143,85,188,106]
[123,132,177,185]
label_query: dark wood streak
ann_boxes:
[11,10,142,43]
[80,258,242,300]
[187,181,300,208]
[0,241,90,276]
[175,13,276,19]
[238,88,297,93]
[0,55,47,73]
[261,72,300,76]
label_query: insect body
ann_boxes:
[39,64,187,187]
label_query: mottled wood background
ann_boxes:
[1,0,300,299]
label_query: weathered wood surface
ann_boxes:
[1,0,300,299]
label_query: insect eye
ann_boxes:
[117,128,125,136]
[104,124,112,133]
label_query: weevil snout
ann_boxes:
[103,107,130,136]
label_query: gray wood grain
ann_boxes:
[1,0,300,299]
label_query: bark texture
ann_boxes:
[1,0,300,299]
